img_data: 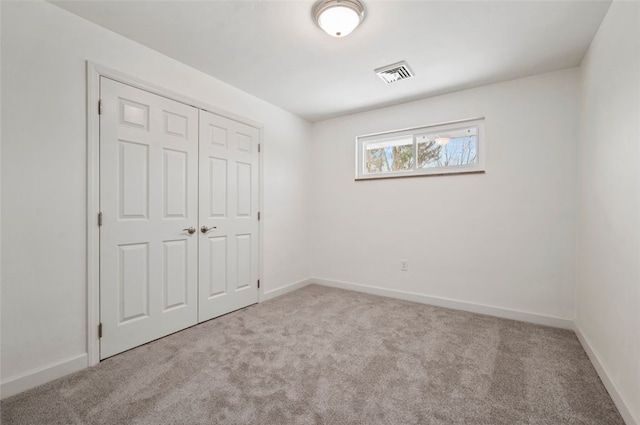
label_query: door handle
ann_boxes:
[201,226,217,234]
[183,227,196,235]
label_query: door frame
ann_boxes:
[86,62,264,366]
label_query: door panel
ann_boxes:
[163,149,188,218]
[163,240,188,310]
[100,77,198,359]
[208,158,228,216]
[236,162,252,216]
[119,141,149,219]
[198,110,259,322]
[208,236,227,297]
[119,243,149,322]
[236,234,252,290]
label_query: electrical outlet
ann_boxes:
[400,260,408,271]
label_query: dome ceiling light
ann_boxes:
[313,0,365,38]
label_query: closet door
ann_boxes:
[99,77,199,359]
[198,110,260,322]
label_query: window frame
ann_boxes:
[355,117,485,180]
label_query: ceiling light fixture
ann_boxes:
[435,137,450,146]
[313,0,365,38]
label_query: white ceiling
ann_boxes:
[52,0,611,122]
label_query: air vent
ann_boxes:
[375,61,414,84]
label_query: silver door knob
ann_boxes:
[183,227,196,235]
[201,226,217,233]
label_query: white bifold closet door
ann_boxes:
[99,77,199,359]
[99,78,260,360]
[198,110,259,322]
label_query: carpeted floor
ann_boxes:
[1,284,624,425]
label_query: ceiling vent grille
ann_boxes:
[375,61,414,84]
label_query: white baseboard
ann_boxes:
[261,278,313,302]
[1,285,634,425]
[0,279,313,401]
[312,277,574,329]
[574,323,639,425]
[1,353,88,400]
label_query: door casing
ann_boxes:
[86,62,264,366]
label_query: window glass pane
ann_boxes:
[416,127,478,169]
[416,137,441,168]
[356,119,484,180]
[364,137,414,174]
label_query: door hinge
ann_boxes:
[98,323,103,338]
[257,211,261,221]
[98,99,103,115]
[257,279,260,289]
[98,212,103,227]
[258,143,261,153]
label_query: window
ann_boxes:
[356,118,485,180]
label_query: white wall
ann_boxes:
[2,3,637,419]
[0,1,311,393]
[310,69,579,323]
[0,1,3,394]
[576,1,640,423]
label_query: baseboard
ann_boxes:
[312,277,574,329]
[1,353,88,400]
[261,278,313,302]
[574,323,639,425]
[1,279,312,400]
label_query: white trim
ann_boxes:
[262,278,313,302]
[258,126,265,303]
[357,116,486,140]
[88,63,263,129]
[355,117,486,180]
[0,354,88,400]
[86,61,264,365]
[86,62,101,367]
[574,323,639,425]
[312,277,574,329]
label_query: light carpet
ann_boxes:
[1,284,624,424]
